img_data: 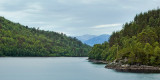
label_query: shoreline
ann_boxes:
[106,64,160,73]
[88,59,160,73]
[88,59,108,64]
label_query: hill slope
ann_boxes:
[84,34,110,46]
[89,9,160,66]
[0,17,91,57]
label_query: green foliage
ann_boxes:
[154,46,160,65]
[89,8,160,66]
[150,56,156,65]
[89,42,110,60]
[106,45,117,61]
[137,27,158,44]
[128,52,136,64]
[0,17,91,57]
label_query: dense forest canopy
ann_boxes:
[0,17,91,57]
[89,8,160,66]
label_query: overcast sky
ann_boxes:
[0,0,159,36]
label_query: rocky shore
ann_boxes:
[105,63,160,73]
[88,59,108,64]
[88,59,160,73]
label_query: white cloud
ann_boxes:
[25,3,43,13]
[0,0,11,4]
[57,0,107,4]
[91,23,122,28]
[0,11,30,20]
[81,0,104,4]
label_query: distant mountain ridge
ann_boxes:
[76,34,110,46]
[84,34,110,46]
[76,34,96,42]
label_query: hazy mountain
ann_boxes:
[84,34,110,46]
[76,34,110,46]
[76,34,97,42]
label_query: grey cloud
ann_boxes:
[0,0,160,36]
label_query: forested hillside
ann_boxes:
[0,17,91,57]
[89,9,160,66]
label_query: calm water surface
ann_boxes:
[0,57,159,80]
